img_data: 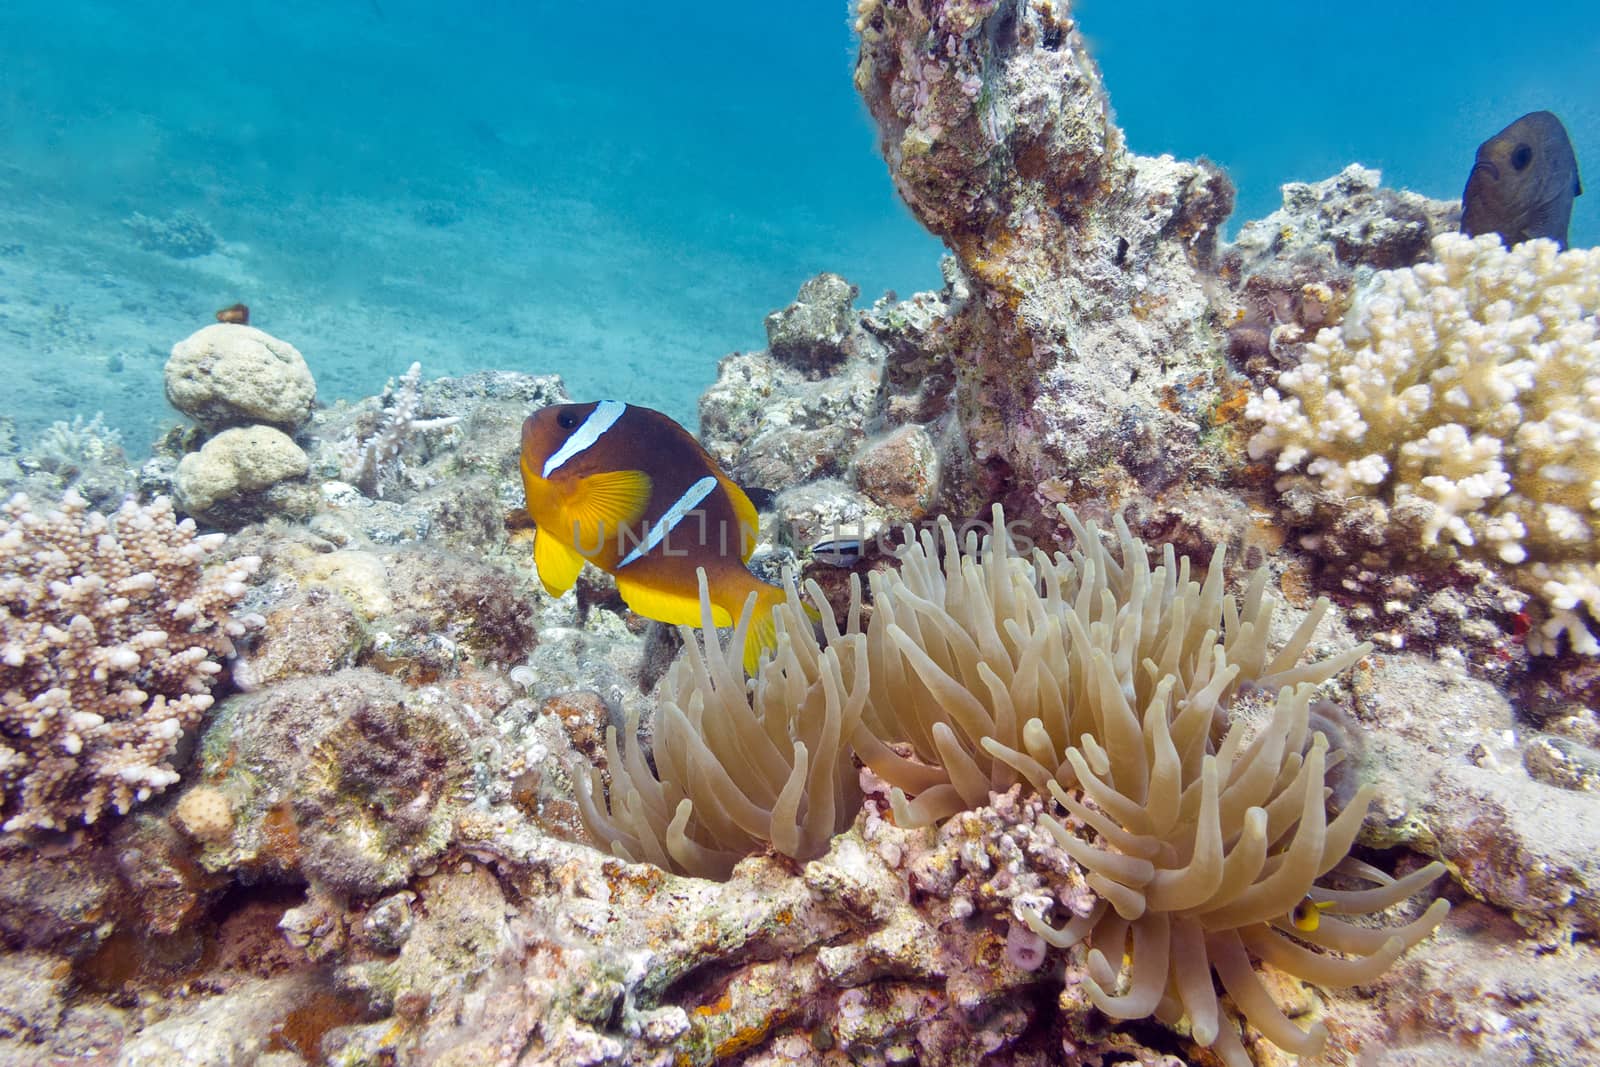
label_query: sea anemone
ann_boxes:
[573,573,866,878]
[850,506,1447,1064]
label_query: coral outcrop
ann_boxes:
[854,0,1234,532]
[1217,164,1460,382]
[173,424,315,526]
[165,323,317,433]
[190,668,476,895]
[0,493,257,832]
[1246,233,1600,654]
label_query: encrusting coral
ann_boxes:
[574,573,867,878]
[0,492,258,831]
[1246,232,1600,654]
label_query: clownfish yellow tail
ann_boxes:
[735,580,791,676]
[690,569,784,676]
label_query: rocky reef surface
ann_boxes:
[3,1,1599,1065]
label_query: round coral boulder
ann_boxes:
[174,425,310,519]
[165,323,317,432]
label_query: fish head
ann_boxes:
[1462,111,1580,244]
[520,401,615,513]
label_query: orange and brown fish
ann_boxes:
[519,400,786,671]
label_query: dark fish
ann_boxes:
[743,486,778,512]
[1461,111,1583,249]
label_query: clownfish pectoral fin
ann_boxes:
[615,573,734,629]
[568,469,653,553]
[533,527,587,596]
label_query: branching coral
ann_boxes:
[1245,233,1600,653]
[844,506,1445,1064]
[0,492,258,831]
[337,362,461,499]
[574,574,867,878]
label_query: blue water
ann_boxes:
[1,1,1594,453]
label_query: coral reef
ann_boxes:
[0,492,257,831]
[121,210,220,259]
[7,2,1600,1063]
[698,268,975,562]
[853,0,1234,534]
[1246,233,1600,654]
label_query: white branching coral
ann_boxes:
[337,362,461,498]
[1246,233,1600,653]
[0,492,259,831]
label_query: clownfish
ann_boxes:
[1289,896,1334,933]
[518,400,787,672]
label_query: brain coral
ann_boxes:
[0,492,258,831]
[1245,233,1600,653]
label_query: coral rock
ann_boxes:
[851,423,940,517]
[193,669,477,895]
[174,425,312,524]
[855,0,1234,529]
[0,950,69,1040]
[165,324,317,433]
[764,272,860,374]
[114,973,322,1067]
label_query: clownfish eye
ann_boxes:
[557,410,579,430]
[1510,143,1533,171]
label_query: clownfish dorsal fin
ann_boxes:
[565,469,653,553]
[533,528,587,596]
[614,573,734,629]
[717,475,761,563]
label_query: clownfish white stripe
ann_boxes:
[542,400,627,478]
[618,475,717,568]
